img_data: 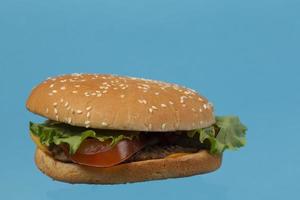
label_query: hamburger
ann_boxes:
[26,73,247,184]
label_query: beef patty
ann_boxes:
[49,132,206,163]
[127,144,199,162]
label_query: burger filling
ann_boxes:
[29,116,246,168]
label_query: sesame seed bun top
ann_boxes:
[26,73,215,131]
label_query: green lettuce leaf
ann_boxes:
[188,116,247,154]
[29,121,136,154]
[30,116,246,155]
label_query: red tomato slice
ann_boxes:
[69,138,146,167]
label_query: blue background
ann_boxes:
[0,0,299,199]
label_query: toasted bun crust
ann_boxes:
[27,74,215,131]
[35,148,222,184]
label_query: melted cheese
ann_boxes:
[166,152,191,158]
[30,133,51,154]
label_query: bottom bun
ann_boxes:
[35,148,222,184]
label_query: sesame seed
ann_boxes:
[169,101,174,105]
[71,73,81,76]
[148,124,152,130]
[67,106,71,110]
[72,90,78,94]
[141,84,150,88]
[120,94,125,98]
[155,92,160,95]
[91,92,96,96]
[138,99,147,104]
[50,84,54,88]
[151,106,158,110]
[48,93,53,96]
[86,106,92,111]
[53,102,58,107]
[52,90,57,93]
[54,108,58,114]
[102,90,107,94]
[161,123,166,130]
[76,110,83,114]
[71,73,81,79]
[198,97,203,101]
[97,93,102,97]
[87,112,90,118]
[46,108,49,113]
[75,85,80,88]
[64,102,69,107]
[60,86,66,90]
[173,85,179,90]
[188,88,197,93]
[101,122,108,126]
[203,104,207,109]
[149,108,153,113]
[60,79,67,83]
[55,115,59,120]
[199,108,203,112]
[180,96,187,103]
[85,120,90,124]
[67,117,72,124]
[60,98,64,103]
[161,104,167,107]
[113,87,118,90]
